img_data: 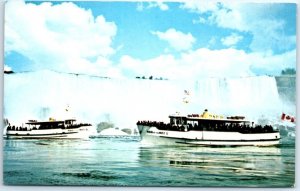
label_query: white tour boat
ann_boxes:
[137,110,280,146]
[5,118,92,139]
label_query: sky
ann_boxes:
[4,0,297,80]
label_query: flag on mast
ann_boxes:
[281,113,295,123]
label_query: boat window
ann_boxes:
[176,118,180,125]
[32,125,38,130]
[191,121,198,126]
[65,120,73,125]
[183,118,187,125]
[170,118,175,125]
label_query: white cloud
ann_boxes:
[150,2,169,11]
[181,2,296,52]
[192,17,206,24]
[5,0,118,75]
[119,47,296,80]
[221,33,243,47]
[151,28,196,51]
[136,2,144,11]
[249,20,296,52]
[5,0,295,80]
[208,37,217,47]
[137,1,169,11]
[180,1,219,13]
[248,49,296,74]
[119,54,177,78]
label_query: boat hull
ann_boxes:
[138,125,280,146]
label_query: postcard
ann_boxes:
[3,0,296,187]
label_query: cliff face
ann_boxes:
[275,76,296,104]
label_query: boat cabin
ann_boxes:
[26,121,65,130]
[169,114,251,131]
[22,119,77,130]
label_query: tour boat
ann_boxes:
[137,110,280,146]
[5,118,92,139]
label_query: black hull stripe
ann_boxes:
[6,132,78,137]
[6,136,67,139]
[140,125,279,134]
[159,136,280,142]
[175,142,277,146]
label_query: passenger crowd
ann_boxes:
[136,120,276,133]
[6,123,92,131]
[6,125,30,131]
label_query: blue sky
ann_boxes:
[4,0,297,79]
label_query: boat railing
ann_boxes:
[6,122,92,131]
[65,123,92,129]
[137,120,277,133]
[6,125,31,131]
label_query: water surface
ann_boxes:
[3,132,295,187]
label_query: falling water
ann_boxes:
[4,70,294,128]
